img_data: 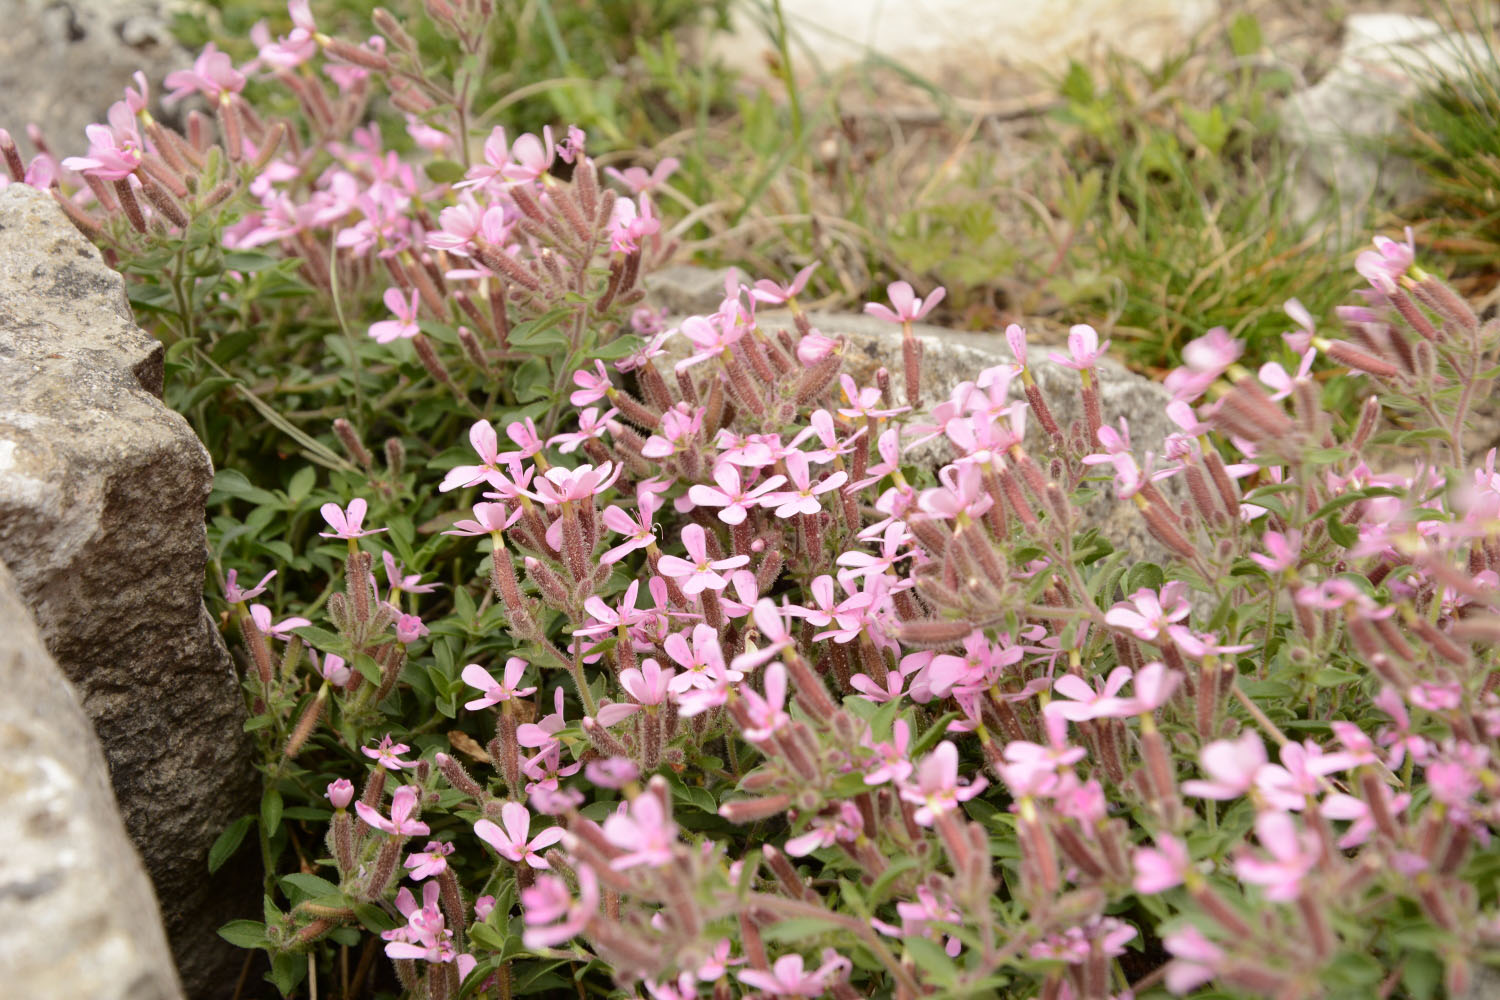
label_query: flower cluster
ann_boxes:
[22,4,1500,999]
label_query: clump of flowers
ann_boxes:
[14,5,1500,1000]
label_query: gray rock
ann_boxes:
[0,558,184,1000]
[0,184,257,1000]
[0,0,186,157]
[644,264,741,316]
[1282,13,1492,224]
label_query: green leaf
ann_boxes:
[178,375,237,411]
[222,251,279,272]
[261,786,284,836]
[210,469,281,506]
[208,815,255,873]
[905,936,957,985]
[1228,12,1263,57]
[287,466,316,504]
[909,712,960,759]
[762,916,842,942]
[217,919,269,949]
[280,873,341,901]
[1313,667,1362,688]
[425,160,467,184]
[355,902,401,933]
[469,921,510,952]
[268,950,307,996]
[1402,950,1442,1000]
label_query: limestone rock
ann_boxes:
[644,264,741,316]
[1282,13,1491,223]
[0,0,185,157]
[0,183,257,999]
[708,0,1216,85]
[0,558,184,1000]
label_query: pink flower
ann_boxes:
[476,802,565,869]
[61,105,144,180]
[529,462,622,506]
[224,568,276,604]
[1164,926,1223,994]
[602,793,678,869]
[522,867,599,948]
[1233,811,1320,902]
[320,497,388,539]
[864,280,945,324]
[404,841,454,880]
[383,551,439,596]
[689,464,786,525]
[1046,667,1135,722]
[325,779,354,810]
[751,262,818,304]
[1248,529,1301,574]
[619,657,676,707]
[1048,324,1110,370]
[363,733,418,771]
[248,603,310,640]
[370,287,421,343]
[899,741,988,826]
[443,501,519,537]
[550,406,617,454]
[395,613,429,644]
[163,42,246,103]
[1182,731,1267,799]
[1123,660,1182,714]
[740,662,791,743]
[1355,228,1414,291]
[462,657,537,710]
[863,719,914,786]
[641,402,704,459]
[500,128,556,185]
[355,785,430,837]
[440,420,506,492]
[1133,834,1189,893]
[318,652,350,686]
[657,523,750,595]
[663,624,734,693]
[762,451,847,518]
[603,157,680,195]
[738,951,850,997]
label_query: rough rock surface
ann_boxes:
[1,0,185,157]
[1283,13,1490,223]
[0,183,257,999]
[0,558,184,1000]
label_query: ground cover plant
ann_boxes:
[8,1,1500,998]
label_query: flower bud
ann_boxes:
[326,778,355,810]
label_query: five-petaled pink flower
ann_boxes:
[899,741,988,826]
[370,287,421,343]
[1048,324,1110,371]
[462,657,537,710]
[864,280,945,324]
[601,793,678,869]
[404,840,454,880]
[320,497,387,539]
[763,451,847,518]
[738,951,851,997]
[355,784,430,837]
[475,802,565,869]
[657,523,750,596]
[363,733,418,770]
[688,463,785,525]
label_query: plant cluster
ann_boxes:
[8,3,1500,1000]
